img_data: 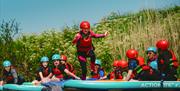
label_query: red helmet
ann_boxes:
[136,56,145,66]
[113,60,120,67]
[156,40,169,50]
[80,21,90,29]
[126,49,138,59]
[119,60,128,68]
[61,55,67,61]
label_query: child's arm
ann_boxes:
[11,69,18,84]
[39,72,44,80]
[124,70,132,81]
[47,68,53,79]
[47,73,53,79]
[91,31,108,38]
[0,79,3,86]
[72,33,81,45]
[64,69,80,80]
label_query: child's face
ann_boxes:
[5,66,10,71]
[60,60,66,64]
[113,66,119,71]
[42,62,48,67]
[53,60,60,67]
[95,64,100,69]
[147,51,156,59]
[82,29,90,34]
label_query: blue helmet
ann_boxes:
[52,54,61,60]
[95,59,101,66]
[147,47,157,53]
[40,56,49,62]
[3,60,11,67]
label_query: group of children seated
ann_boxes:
[0,40,179,86]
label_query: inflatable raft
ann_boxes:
[3,84,44,91]
[64,80,180,89]
[1,80,180,90]
[0,86,2,91]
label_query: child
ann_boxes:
[90,59,106,80]
[1,60,24,85]
[72,21,108,80]
[107,60,128,80]
[36,56,52,83]
[51,54,80,81]
[146,47,161,81]
[60,55,76,79]
[125,49,152,81]
[156,40,179,81]
[146,47,158,70]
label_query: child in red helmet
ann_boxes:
[156,40,179,81]
[72,21,108,80]
[125,49,153,81]
[106,60,128,80]
[60,55,76,79]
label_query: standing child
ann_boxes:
[72,21,108,80]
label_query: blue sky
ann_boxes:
[0,0,180,34]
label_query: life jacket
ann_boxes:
[52,67,63,79]
[65,63,76,79]
[158,50,179,73]
[65,63,75,74]
[91,68,105,79]
[169,50,178,68]
[41,67,51,77]
[131,57,150,78]
[3,68,14,83]
[147,56,158,70]
[77,31,93,52]
[109,70,124,80]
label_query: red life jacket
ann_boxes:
[42,67,50,77]
[159,50,179,68]
[77,31,93,52]
[3,68,14,83]
[65,63,76,79]
[52,67,63,79]
[65,63,75,74]
[91,69,105,79]
[132,57,150,78]
[109,70,123,80]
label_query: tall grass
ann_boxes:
[94,6,180,76]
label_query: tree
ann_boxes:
[0,19,20,64]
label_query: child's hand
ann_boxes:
[32,80,40,85]
[104,31,109,36]
[41,78,50,83]
[51,76,60,82]
[76,77,81,80]
[0,81,3,86]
